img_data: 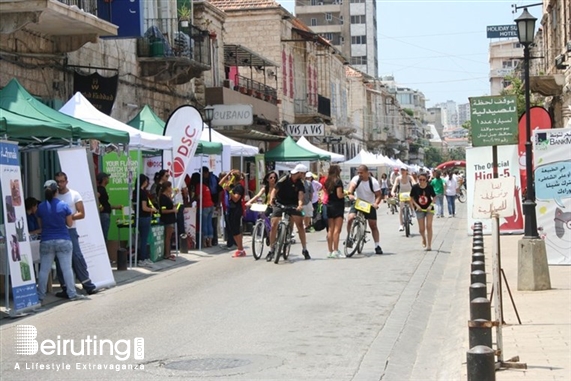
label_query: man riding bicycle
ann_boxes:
[266,164,311,261]
[346,165,383,254]
[391,166,417,232]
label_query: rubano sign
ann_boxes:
[285,124,325,137]
[211,104,253,127]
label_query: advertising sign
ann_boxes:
[470,95,519,147]
[211,104,253,127]
[285,124,325,137]
[73,72,118,116]
[486,24,518,38]
[0,141,40,312]
[533,128,571,265]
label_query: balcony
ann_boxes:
[233,75,278,105]
[136,19,211,84]
[294,94,331,123]
[0,0,117,53]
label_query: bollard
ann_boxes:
[472,253,485,263]
[469,319,493,348]
[469,282,487,300]
[467,345,496,381]
[471,269,486,285]
[117,248,128,271]
[470,297,491,320]
[472,245,484,254]
[471,260,485,272]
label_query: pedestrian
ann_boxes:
[54,171,98,297]
[220,170,246,257]
[218,171,236,249]
[410,172,436,251]
[96,172,122,241]
[132,174,157,267]
[158,180,177,261]
[302,174,315,232]
[444,170,458,217]
[25,197,41,236]
[324,164,345,258]
[380,173,389,202]
[36,180,85,301]
[305,172,322,232]
[190,172,215,248]
[202,167,222,246]
[150,169,169,206]
[430,170,445,218]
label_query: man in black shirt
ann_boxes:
[96,172,122,241]
[267,164,310,261]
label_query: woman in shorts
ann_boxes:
[410,172,436,251]
[323,165,345,258]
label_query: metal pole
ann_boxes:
[522,43,538,239]
[208,120,212,142]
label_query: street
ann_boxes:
[1,204,472,380]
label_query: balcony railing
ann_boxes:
[137,18,210,67]
[57,0,98,15]
[233,75,278,105]
[294,98,317,114]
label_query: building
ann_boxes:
[295,0,378,77]
[434,100,458,129]
[488,39,522,95]
[426,107,444,140]
[457,102,470,126]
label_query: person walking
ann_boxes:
[430,170,445,218]
[36,180,86,302]
[302,173,315,232]
[380,173,389,203]
[158,181,177,261]
[323,165,345,258]
[96,172,122,241]
[132,174,157,267]
[202,167,222,246]
[444,170,458,217]
[190,172,215,248]
[221,170,246,257]
[410,172,436,251]
[54,171,97,297]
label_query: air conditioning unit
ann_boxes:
[326,13,332,22]
[318,1,323,5]
[555,54,568,70]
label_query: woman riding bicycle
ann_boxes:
[246,171,278,212]
[391,167,417,232]
[410,172,436,251]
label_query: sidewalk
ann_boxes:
[480,234,570,380]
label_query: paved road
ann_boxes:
[1,202,472,380]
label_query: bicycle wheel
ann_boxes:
[251,221,265,260]
[357,224,366,254]
[283,226,292,260]
[274,223,286,264]
[458,188,467,203]
[390,203,396,214]
[344,221,362,258]
[403,207,411,237]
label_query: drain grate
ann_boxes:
[164,357,251,371]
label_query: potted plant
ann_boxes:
[178,4,191,27]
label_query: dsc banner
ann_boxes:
[533,128,571,265]
[466,144,523,235]
[0,141,40,312]
[58,147,116,289]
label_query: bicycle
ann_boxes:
[344,199,370,258]
[273,203,299,264]
[387,196,399,215]
[250,203,271,260]
[457,184,467,203]
[399,192,413,237]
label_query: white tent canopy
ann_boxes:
[340,149,380,166]
[296,136,346,162]
[200,126,258,156]
[60,93,173,150]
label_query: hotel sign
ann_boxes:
[486,25,518,39]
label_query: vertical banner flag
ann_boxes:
[533,128,571,265]
[0,141,40,311]
[58,148,116,289]
[255,154,265,195]
[163,105,204,190]
[466,145,523,235]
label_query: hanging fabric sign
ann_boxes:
[73,72,118,116]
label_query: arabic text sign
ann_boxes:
[535,161,571,208]
[472,177,516,218]
[470,95,519,147]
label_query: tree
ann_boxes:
[500,75,542,119]
[448,147,466,161]
[424,146,443,168]
[461,120,472,144]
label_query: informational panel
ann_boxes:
[58,148,116,289]
[472,177,516,219]
[470,95,518,147]
[148,224,164,262]
[534,128,571,265]
[0,141,40,312]
[255,154,265,195]
[466,145,523,235]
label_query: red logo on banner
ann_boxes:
[518,106,552,191]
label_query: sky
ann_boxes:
[277,0,533,108]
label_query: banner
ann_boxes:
[163,106,204,191]
[255,154,265,195]
[0,141,40,312]
[58,148,116,289]
[73,72,118,115]
[465,145,523,235]
[533,128,571,265]
[470,95,518,147]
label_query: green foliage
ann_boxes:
[461,120,472,143]
[424,146,443,168]
[499,75,542,119]
[448,147,466,161]
[403,108,414,117]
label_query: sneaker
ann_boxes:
[345,238,353,248]
[302,249,311,260]
[86,288,98,295]
[308,227,315,233]
[144,259,153,265]
[232,250,246,258]
[137,260,147,267]
[55,291,69,299]
[180,233,188,239]
[266,250,274,262]
[336,250,346,259]
[69,294,87,301]
[328,251,337,258]
[398,225,404,232]
[375,246,384,255]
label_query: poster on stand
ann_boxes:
[0,141,40,311]
[465,145,523,235]
[58,148,116,289]
[533,128,571,265]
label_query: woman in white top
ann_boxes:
[391,167,417,231]
[444,171,458,217]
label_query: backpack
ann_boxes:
[303,180,313,205]
[355,177,375,194]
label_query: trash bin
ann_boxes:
[117,248,128,271]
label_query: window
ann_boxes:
[324,33,333,40]
[502,60,513,68]
[351,35,366,44]
[326,13,332,22]
[339,16,343,24]
[311,18,317,26]
[512,42,521,49]
[350,0,365,3]
[350,15,366,24]
[351,56,367,65]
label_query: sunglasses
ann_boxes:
[419,178,427,182]
[269,176,277,180]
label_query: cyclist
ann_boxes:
[266,164,311,261]
[391,166,417,232]
[346,165,383,255]
[246,171,278,208]
[410,172,436,251]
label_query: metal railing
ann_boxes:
[57,0,98,15]
[234,75,278,105]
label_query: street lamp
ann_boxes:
[204,105,214,142]
[515,7,538,239]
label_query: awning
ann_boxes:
[219,129,284,142]
[224,44,279,67]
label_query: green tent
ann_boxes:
[127,105,222,154]
[265,136,328,161]
[0,107,75,142]
[0,79,129,144]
